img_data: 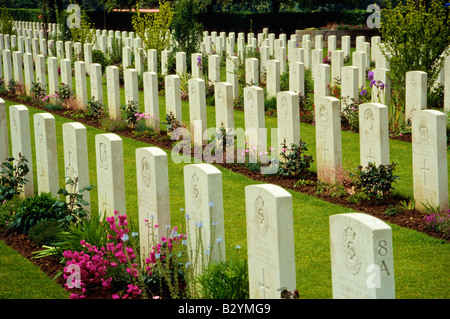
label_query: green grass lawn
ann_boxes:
[0,50,449,298]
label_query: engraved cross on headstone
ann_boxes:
[420,158,430,187]
[321,140,329,162]
[367,147,375,164]
[258,268,270,298]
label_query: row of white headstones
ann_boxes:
[2,99,395,299]
[0,25,448,214]
[6,20,450,114]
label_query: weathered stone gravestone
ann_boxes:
[33,113,59,196]
[136,147,170,265]
[405,71,427,122]
[445,55,450,113]
[188,78,207,147]
[0,99,9,163]
[411,110,449,212]
[74,61,88,109]
[143,71,160,133]
[184,164,225,273]
[106,66,121,120]
[244,86,266,160]
[245,57,259,86]
[277,91,300,156]
[289,61,304,95]
[266,60,280,99]
[359,103,389,167]
[315,97,342,184]
[124,68,138,105]
[95,133,126,217]
[9,105,34,198]
[165,74,183,123]
[90,63,103,103]
[214,82,234,135]
[329,213,395,299]
[245,184,296,299]
[62,122,90,215]
[340,66,359,111]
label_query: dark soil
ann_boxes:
[0,91,447,299]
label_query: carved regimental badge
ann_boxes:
[191,173,202,209]
[255,196,269,236]
[343,226,361,276]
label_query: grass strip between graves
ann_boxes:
[1,98,449,299]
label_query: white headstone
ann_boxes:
[208,54,221,84]
[341,66,359,111]
[226,56,239,101]
[444,55,450,113]
[60,59,73,93]
[353,51,367,89]
[33,113,59,196]
[143,71,160,132]
[359,103,390,167]
[289,61,305,95]
[315,96,342,184]
[329,213,395,299]
[246,58,259,86]
[95,133,126,217]
[124,68,139,106]
[136,147,170,264]
[62,122,90,214]
[90,63,103,103]
[277,91,300,154]
[189,78,207,146]
[215,82,234,134]
[9,105,34,198]
[74,61,88,109]
[405,71,427,122]
[331,50,344,86]
[245,184,296,299]
[184,164,226,271]
[23,53,33,96]
[244,86,266,160]
[411,110,449,212]
[266,60,280,99]
[0,99,9,163]
[106,66,121,120]
[165,74,182,122]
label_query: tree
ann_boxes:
[380,0,450,101]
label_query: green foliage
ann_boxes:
[298,92,314,123]
[31,82,46,102]
[69,9,96,47]
[28,220,64,245]
[120,100,139,128]
[196,250,249,299]
[132,1,173,56]
[56,83,73,102]
[57,177,93,225]
[380,0,450,100]
[0,154,29,202]
[0,6,14,35]
[277,140,313,178]
[7,192,68,235]
[264,96,276,111]
[384,205,402,216]
[87,99,105,121]
[0,194,21,228]
[163,111,182,133]
[108,37,123,65]
[341,97,362,132]
[351,162,400,201]
[92,49,109,73]
[170,0,204,73]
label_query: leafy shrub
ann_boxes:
[380,0,450,101]
[277,140,313,178]
[341,97,361,132]
[299,93,314,123]
[352,162,400,201]
[92,49,109,73]
[87,99,105,121]
[7,192,68,234]
[120,100,139,128]
[196,248,249,299]
[0,154,29,202]
[28,220,64,245]
[31,82,46,102]
[56,83,73,102]
[264,96,276,111]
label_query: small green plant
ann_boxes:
[384,205,402,216]
[57,177,94,225]
[56,83,73,102]
[87,99,105,121]
[163,112,181,133]
[92,49,109,73]
[298,92,314,123]
[341,97,363,132]
[0,6,14,35]
[28,220,65,245]
[7,192,68,235]
[7,79,17,95]
[120,100,140,128]
[277,140,313,178]
[264,96,277,111]
[0,154,29,202]
[196,246,249,299]
[399,198,415,211]
[351,162,400,201]
[31,82,46,102]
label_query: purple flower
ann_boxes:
[367,71,374,81]
[360,85,367,96]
